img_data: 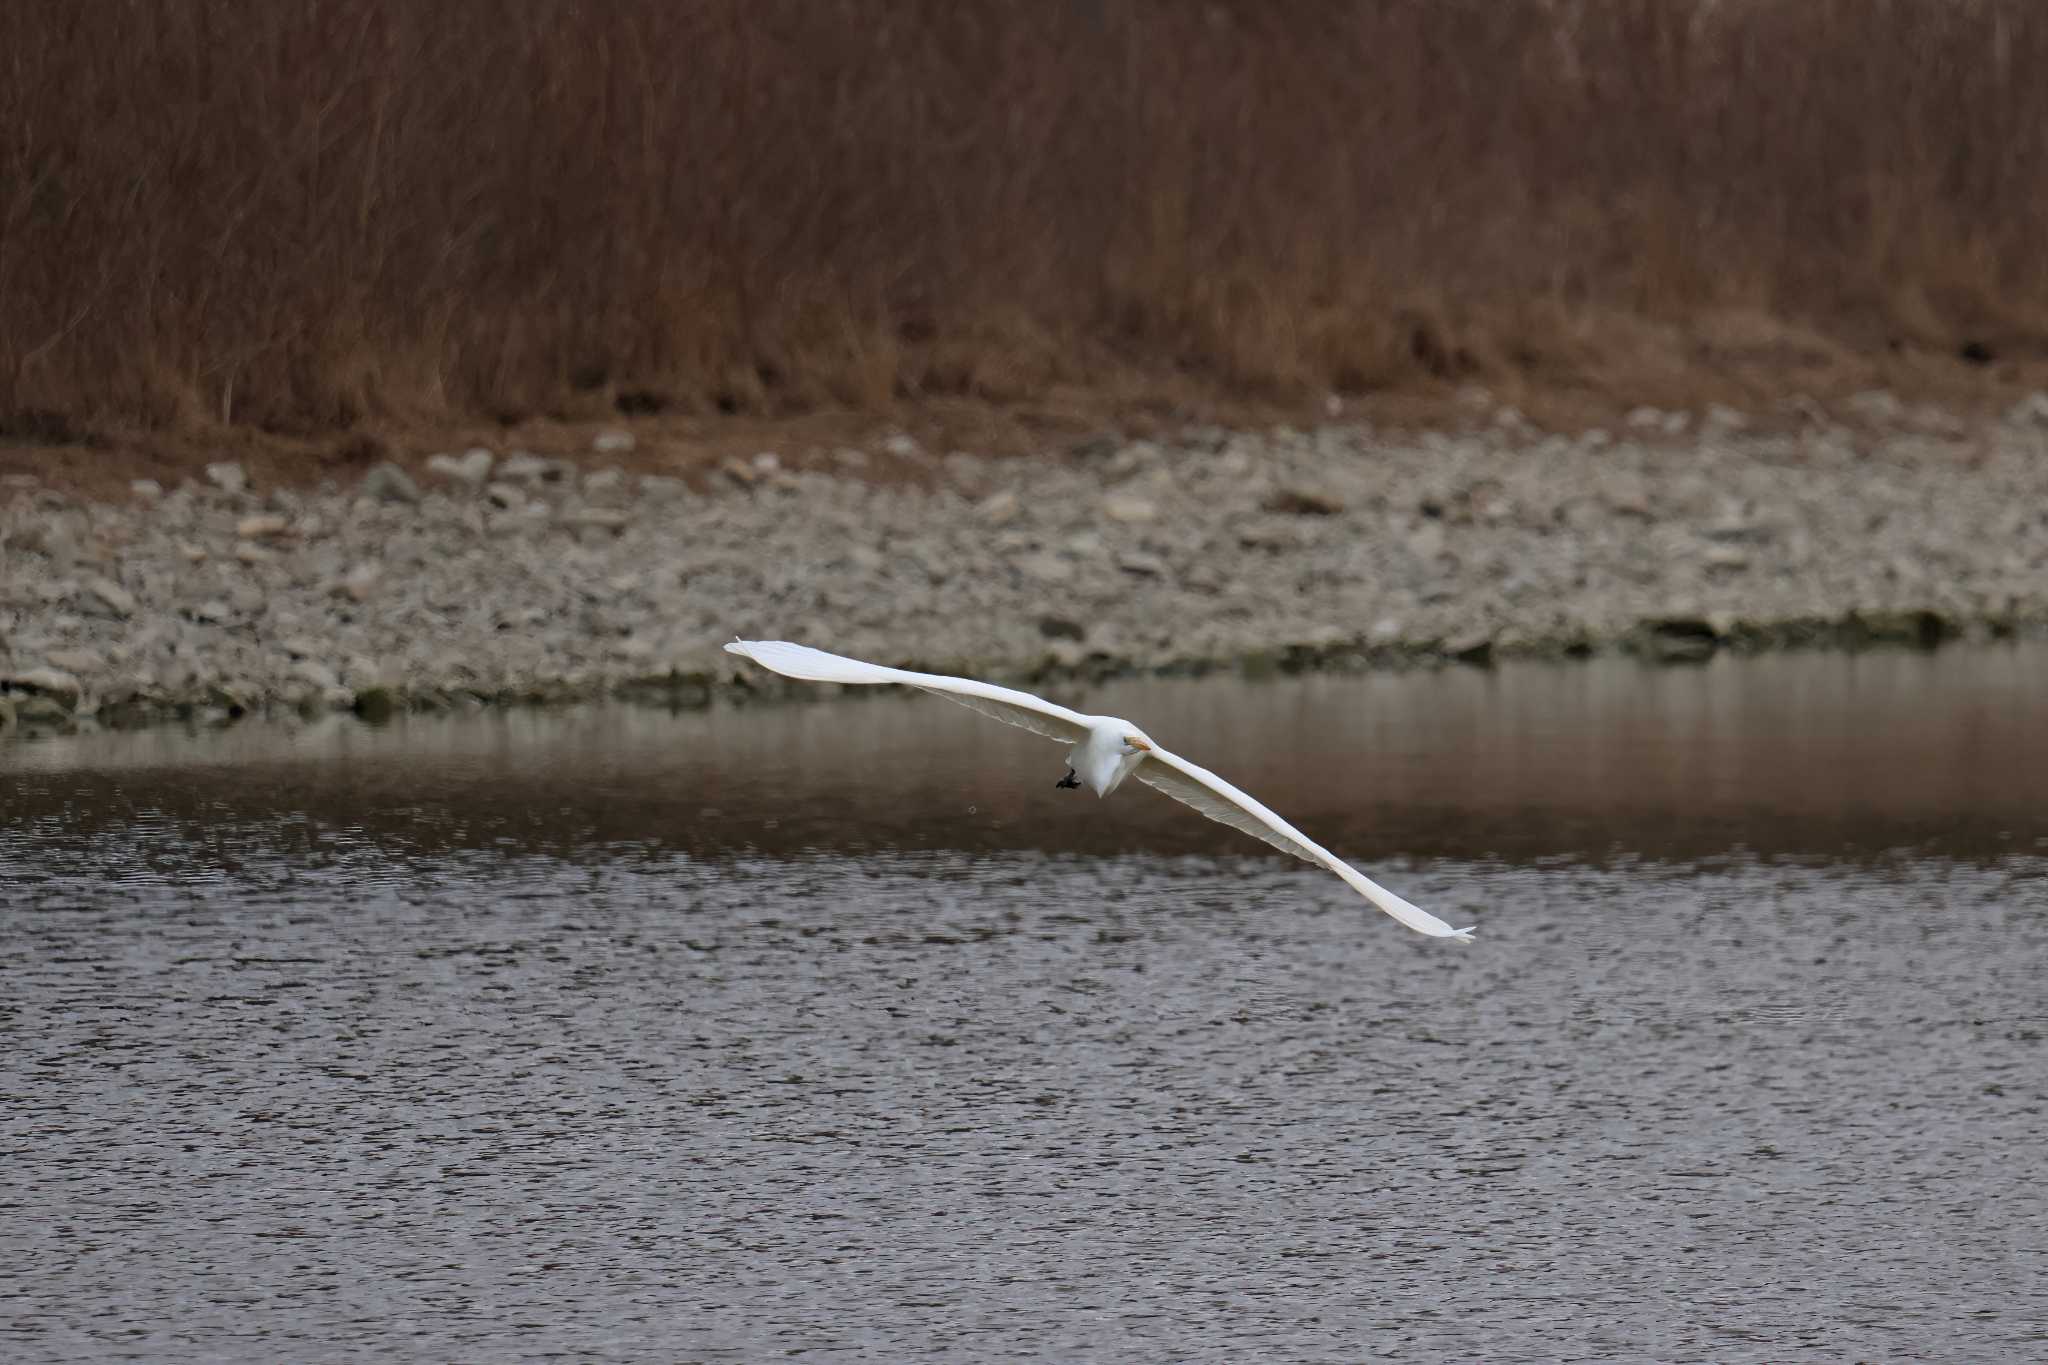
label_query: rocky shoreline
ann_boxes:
[5,399,2048,739]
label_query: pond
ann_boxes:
[3,645,2044,1361]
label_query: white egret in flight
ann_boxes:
[724,639,1475,942]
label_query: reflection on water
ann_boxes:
[2,646,2045,1361]
[6,643,2047,864]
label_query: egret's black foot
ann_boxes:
[1055,768,1080,790]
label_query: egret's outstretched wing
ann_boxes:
[724,639,1090,744]
[1137,746,1475,941]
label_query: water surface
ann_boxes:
[3,647,2045,1360]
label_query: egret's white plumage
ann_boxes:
[724,639,1475,942]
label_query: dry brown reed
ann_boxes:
[5,0,2048,442]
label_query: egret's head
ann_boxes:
[1122,735,1152,756]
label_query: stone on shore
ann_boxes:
[2,411,2046,737]
[237,514,291,539]
[4,667,83,705]
[362,463,422,504]
[87,576,137,617]
[427,449,496,486]
[1102,493,1157,523]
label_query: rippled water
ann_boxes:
[4,647,2045,1361]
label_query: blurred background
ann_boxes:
[6,0,2048,461]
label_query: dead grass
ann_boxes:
[6,0,2048,464]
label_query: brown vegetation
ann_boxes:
[5,0,2048,468]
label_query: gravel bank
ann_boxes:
[5,403,2048,736]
